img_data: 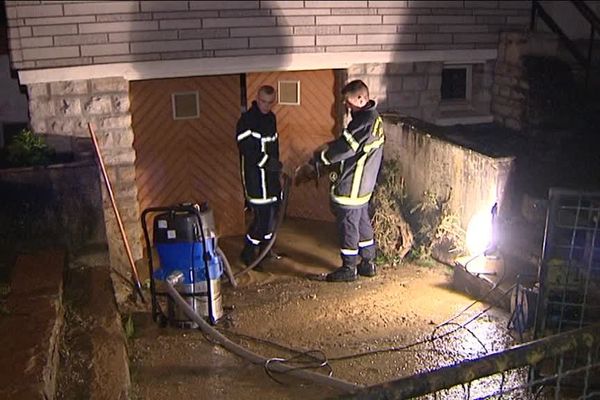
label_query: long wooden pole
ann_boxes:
[88,122,145,303]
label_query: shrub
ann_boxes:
[5,129,54,167]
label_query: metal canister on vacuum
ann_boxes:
[153,204,223,327]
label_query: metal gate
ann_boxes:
[340,188,600,399]
[534,188,600,337]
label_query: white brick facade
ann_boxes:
[5,0,530,71]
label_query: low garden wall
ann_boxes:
[382,114,514,232]
[0,157,105,253]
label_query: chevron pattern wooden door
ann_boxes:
[247,69,338,221]
[130,75,244,237]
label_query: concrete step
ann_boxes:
[0,249,66,400]
[56,246,130,400]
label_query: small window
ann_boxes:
[172,92,199,120]
[278,80,300,105]
[441,65,472,101]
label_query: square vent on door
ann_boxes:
[278,80,300,105]
[172,92,199,120]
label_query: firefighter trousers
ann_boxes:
[245,202,278,247]
[332,203,376,268]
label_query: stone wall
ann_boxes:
[26,77,141,302]
[5,0,530,70]
[0,54,29,146]
[383,114,514,230]
[347,61,442,122]
[347,60,495,124]
[0,159,105,252]
[492,32,560,131]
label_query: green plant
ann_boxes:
[5,129,54,167]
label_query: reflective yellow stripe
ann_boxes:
[342,129,359,152]
[350,153,367,198]
[331,188,372,206]
[363,117,385,152]
[363,136,385,152]
[373,116,383,137]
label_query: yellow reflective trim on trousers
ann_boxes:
[351,153,367,198]
[331,187,372,206]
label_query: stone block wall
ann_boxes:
[347,59,495,124]
[472,60,495,115]
[347,61,442,122]
[383,114,514,231]
[492,31,560,131]
[26,77,140,302]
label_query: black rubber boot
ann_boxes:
[357,260,377,277]
[326,266,357,282]
[260,245,282,261]
[240,244,258,266]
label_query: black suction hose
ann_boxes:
[235,172,292,278]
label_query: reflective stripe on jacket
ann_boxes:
[236,102,281,205]
[312,100,384,208]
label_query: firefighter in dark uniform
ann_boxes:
[297,80,385,282]
[236,85,282,267]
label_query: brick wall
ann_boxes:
[26,77,140,302]
[5,0,530,70]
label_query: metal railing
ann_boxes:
[531,0,600,87]
[340,322,600,399]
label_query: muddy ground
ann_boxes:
[129,218,519,400]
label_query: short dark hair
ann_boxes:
[341,80,369,97]
[258,85,275,96]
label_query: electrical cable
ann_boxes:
[164,279,360,393]
[170,247,518,388]
[217,272,517,367]
[212,250,517,383]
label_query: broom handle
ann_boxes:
[88,123,145,303]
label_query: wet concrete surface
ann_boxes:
[130,218,522,399]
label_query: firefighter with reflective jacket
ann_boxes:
[296,80,385,282]
[236,85,282,267]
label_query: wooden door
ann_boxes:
[246,69,339,221]
[130,75,244,237]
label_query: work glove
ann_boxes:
[294,163,317,186]
[264,158,283,172]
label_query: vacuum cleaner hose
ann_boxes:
[217,246,237,288]
[164,280,360,393]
